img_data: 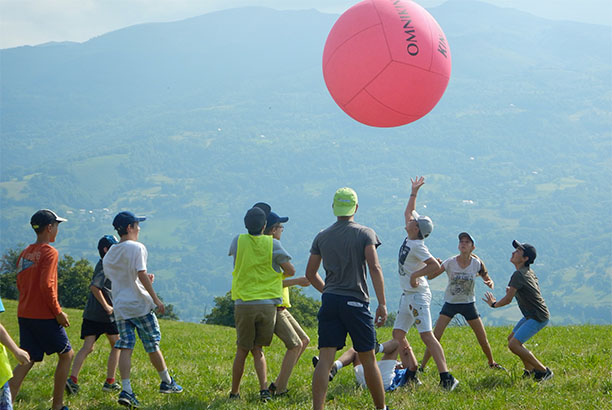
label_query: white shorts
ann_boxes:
[393,293,432,334]
[354,360,397,390]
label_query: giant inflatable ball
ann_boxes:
[323,0,452,127]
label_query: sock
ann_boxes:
[106,377,115,384]
[159,368,172,384]
[376,344,384,354]
[334,360,344,371]
[122,379,132,394]
[70,375,78,384]
[439,371,450,381]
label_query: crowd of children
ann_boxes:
[2,177,553,409]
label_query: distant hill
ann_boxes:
[1,2,610,323]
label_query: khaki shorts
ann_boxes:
[234,304,276,350]
[274,308,308,349]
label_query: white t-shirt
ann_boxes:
[354,360,397,390]
[398,237,432,297]
[442,255,483,304]
[102,240,155,320]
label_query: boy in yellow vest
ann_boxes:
[228,206,295,402]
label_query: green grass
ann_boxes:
[1,299,610,409]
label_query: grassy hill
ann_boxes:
[0,300,610,409]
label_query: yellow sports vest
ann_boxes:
[0,344,12,386]
[231,234,282,301]
[280,280,291,308]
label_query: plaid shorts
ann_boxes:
[115,312,161,353]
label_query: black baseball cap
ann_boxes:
[512,240,537,265]
[253,202,271,217]
[30,209,67,230]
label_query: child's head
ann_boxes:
[112,211,146,238]
[98,234,118,258]
[264,212,288,239]
[458,232,476,253]
[244,207,267,235]
[407,210,433,240]
[511,240,537,267]
[30,209,67,242]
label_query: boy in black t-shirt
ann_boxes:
[66,235,122,395]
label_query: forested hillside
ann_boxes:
[1,1,610,323]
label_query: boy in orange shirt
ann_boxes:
[9,209,74,410]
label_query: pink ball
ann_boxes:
[323,0,452,127]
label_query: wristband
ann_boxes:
[410,194,417,197]
[491,301,496,308]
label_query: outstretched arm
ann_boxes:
[483,286,516,308]
[283,276,310,287]
[405,176,425,226]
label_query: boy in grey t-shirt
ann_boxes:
[483,240,553,382]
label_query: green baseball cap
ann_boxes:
[333,187,358,217]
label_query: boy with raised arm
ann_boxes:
[392,177,459,390]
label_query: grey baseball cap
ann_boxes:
[412,210,433,239]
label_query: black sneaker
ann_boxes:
[489,363,506,371]
[408,375,422,387]
[312,356,319,369]
[260,389,272,402]
[522,369,534,379]
[417,366,425,373]
[534,367,553,382]
[229,392,240,399]
[312,356,337,381]
[440,374,459,391]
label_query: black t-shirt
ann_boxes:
[83,259,115,323]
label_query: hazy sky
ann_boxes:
[1,0,610,49]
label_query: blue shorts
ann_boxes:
[115,312,161,353]
[317,293,376,352]
[512,317,548,343]
[439,302,480,321]
[18,318,72,362]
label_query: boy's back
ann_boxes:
[16,243,61,319]
[102,240,154,320]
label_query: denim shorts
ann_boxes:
[317,293,376,352]
[512,316,548,343]
[115,312,161,353]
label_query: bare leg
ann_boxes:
[312,347,336,410]
[106,334,120,380]
[467,318,495,365]
[274,342,302,392]
[380,339,400,361]
[251,346,268,391]
[118,348,133,381]
[337,347,359,367]
[231,346,249,395]
[392,329,418,371]
[420,331,448,373]
[9,361,34,402]
[52,349,74,410]
[508,337,546,372]
[421,315,451,369]
[357,350,385,410]
[70,336,97,379]
[148,349,168,372]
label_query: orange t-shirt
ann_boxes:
[16,243,62,319]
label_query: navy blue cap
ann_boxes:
[267,212,288,227]
[113,211,146,229]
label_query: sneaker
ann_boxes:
[312,356,336,381]
[229,392,240,399]
[489,363,507,371]
[522,369,534,379]
[260,389,272,402]
[534,367,553,382]
[408,375,423,387]
[102,381,122,392]
[375,341,382,354]
[159,377,183,394]
[118,390,140,408]
[417,366,425,373]
[65,378,79,395]
[440,374,459,391]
